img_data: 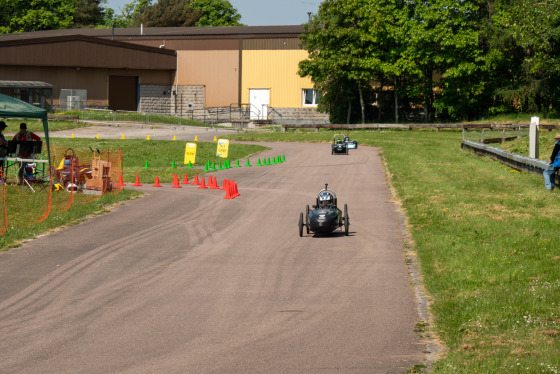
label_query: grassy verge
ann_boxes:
[2,118,92,134]
[226,129,560,373]
[0,138,268,250]
[47,138,268,184]
[0,188,142,250]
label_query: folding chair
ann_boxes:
[21,163,49,192]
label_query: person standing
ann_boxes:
[12,122,41,179]
[543,133,560,191]
[12,122,41,155]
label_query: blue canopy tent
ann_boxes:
[0,93,51,171]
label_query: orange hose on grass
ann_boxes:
[0,171,7,236]
[35,166,53,224]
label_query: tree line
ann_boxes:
[298,0,560,123]
[0,0,243,33]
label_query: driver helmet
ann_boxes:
[319,192,333,206]
[344,136,349,141]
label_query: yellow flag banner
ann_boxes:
[184,143,197,165]
[216,139,229,158]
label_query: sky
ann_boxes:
[104,0,323,26]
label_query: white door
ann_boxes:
[249,89,269,120]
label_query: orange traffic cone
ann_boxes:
[116,174,126,187]
[232,181,240,197]
[210,176,220,189]
[224,182,233,199]
[197,177,208,189]
[182,173,190,184]
[192,174,200,185]
[132,174,142,186]
[221,179,229,191]
[172,173,182,188]
[152,176,163,187]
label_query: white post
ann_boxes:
[530,116,539,159]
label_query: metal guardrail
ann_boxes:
[461,139,549,176]
[279,123,532,132]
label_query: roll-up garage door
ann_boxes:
[108,75,138,111]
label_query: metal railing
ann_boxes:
[79,108,213,127]
[462,126,529,144]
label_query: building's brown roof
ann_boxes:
[0,80,53,88]
[0,34,176,55]
[0,25,305,42]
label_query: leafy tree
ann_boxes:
[0,0,75,33]
[106,0,153,28]
[410,0,487,121]
[299,0,378,124]
[299,0,418,123]
[73,0,105,28]
[189,0,243,26]
[139,0,202,27]
[487,0,560,114]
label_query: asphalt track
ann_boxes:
[0,128,426,373]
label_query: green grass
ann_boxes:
[225,128,560,373]
[0,188,142,249]
[0,135,268,249]
[1,118,91,133]
[48,138,268,184]
[4,119,560,371]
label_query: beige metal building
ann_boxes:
[0,26,328,123]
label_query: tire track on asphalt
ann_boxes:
[0,193,220,321]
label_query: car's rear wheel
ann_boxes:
[344,204,349,236]
[305,205,310,234]
[299,212,304,237]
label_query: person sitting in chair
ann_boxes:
[12,122,41,179]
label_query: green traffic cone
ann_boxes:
[226,160,231,168]
[257,158,262,166]
[171,160,176,169]
[282,154,286,162]
[218,162,223,170]
[188,161,193,168]
[267,157,271,165]
[245,159,251,167]
[212,163,216,171]
[235,159,241,167]
[204,164,208,172]
[144,160,149,169]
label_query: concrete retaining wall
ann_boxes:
[139,85,205,115]
[172,85,205,115]
[138,85,172,114]
[269,107,329,124]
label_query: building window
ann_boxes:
[302,89,320,106]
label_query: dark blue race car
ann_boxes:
[332,134,348,155]
[299,183,349,236]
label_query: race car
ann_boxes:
[332,134,348,155]
[298,183,349,236]
[344,135,358,149]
